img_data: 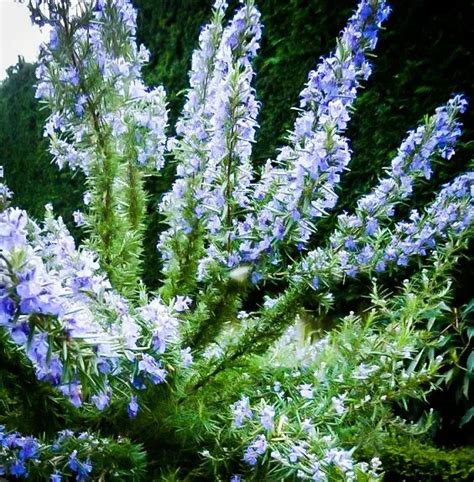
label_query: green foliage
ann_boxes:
[175,247,459,480]
[381,437,474,482]
[433,293,474,428]
[85,146,147,298]
[0,333,71,435]
[0,426,147,481]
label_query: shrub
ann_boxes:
[0,0,472,479]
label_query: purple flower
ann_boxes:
[332,394,347,415]
[59,66,80,86]
[299,383,314,399]
[68,450,92,481]
[231,396,253,428]
[181,347,193,368]
[59,381,82,408]
[0,296,15,326]
[138,354,167,385]
[74,95,87,117]
[10,322,29,345]
[365,217,378,235]
[51,471,62,482]
[91,390,111,411]
[73,210,86,227]
[174,295,192,312]
[260,404,275,430]
[10,459,27,477]
[243,448,258,467]
[18,436,39,460]
[128,395,139,418]
[288,442,308,463]
[49,27,59,49]
[243,434,267,466]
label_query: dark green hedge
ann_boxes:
[382,438,474,482]
[0,60,84,225]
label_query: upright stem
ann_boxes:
[126,159,143,230]
[57,2,143,298]
[187,284,305,395]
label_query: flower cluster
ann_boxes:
[158,1,229,273]
[0,426,145,481]
[32,0,169,295]
[0,426,39,478]
[158,0,262,287]
[384,172,474,265]
[222,272,447,480]
[212,0,392,280]
[289,96,469,287]
[297,170,473,286]
[324,95,466,261]
[35,0,167,174]
[0,203,188,412]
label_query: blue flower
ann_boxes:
[10,322,29,345]
[243,434,267,466]
[260,404,275,430]
[51,471,62,482]
[59,381,82,408]
[10,459,27,477]
[91,390,111,411]
[138,354,167,385]
[231,396,253,428]
[299,383,314,399]
[0,295,15,326]
[68,450,92,481]
[59,67,80,86]
[18,436,39,460]
[128,395,139,418]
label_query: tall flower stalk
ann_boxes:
[32,0,168,297]
[159,0,261,299]
[158,0,228,299]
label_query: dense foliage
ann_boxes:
[0,0,473,480]
[381,437,474,481]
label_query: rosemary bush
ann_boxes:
[0,0,472,480]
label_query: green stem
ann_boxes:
[187,284,305,395]
[126,158,144,231]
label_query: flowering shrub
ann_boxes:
[0,426,146,480]
[0,0,473,480]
